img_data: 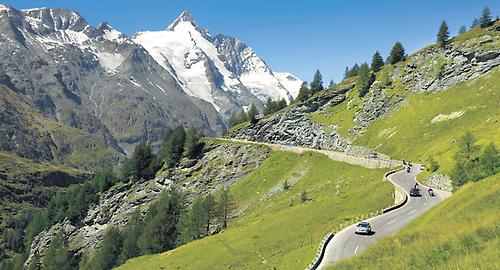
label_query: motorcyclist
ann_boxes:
[428,188,434,196]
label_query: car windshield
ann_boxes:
[358,223,369,227]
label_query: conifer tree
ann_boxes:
[88,227,123,270]
[310,70,324,93]
[184,128,203,159]
[370,51,384,72]
[480,6,492,28]
[437,20,450,48]
[458,25,467,35]
[296,82,310,101]
[161,126,187,168]
[387,41,406,65]
[348,63,360,77]
[41,233,73,270]
[247,103,259,124]
[357,63,373,97]
[217,188,231,229]
[479,143,499,176]
[122,143,155,181]
[119,211,142,264]
[328,79,335,88]
[471,18,479,28]
[344,66,350,79]
[202,194,217,235]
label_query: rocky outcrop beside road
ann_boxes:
[227,88,352,151]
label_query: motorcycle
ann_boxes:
[428,188,435,196]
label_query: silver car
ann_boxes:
[355,221,372,235]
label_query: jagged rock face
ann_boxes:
[25,142,270,269]
[227,89,352,150]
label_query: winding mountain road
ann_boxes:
[317,164,451,269]
[218,138,451,269]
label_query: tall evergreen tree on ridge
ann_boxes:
[296,82,310,101]
[437,20,450,48]
[357,63,374,97]
[370,51,384,72]
[248,103,259,124]
[458,25,467,35]
[348,63,360,77]
[344,66,350,79]
[310,70,324,93]
[387,41,406,65]
[471,18,480,28]
[480,6,492,28]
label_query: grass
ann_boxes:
[354,67,500,176]
[117,151,393,270]
[332,173,500,270]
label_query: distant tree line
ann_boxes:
[450,131,498,188]
[263,98,287,116]
[228,103,259,128]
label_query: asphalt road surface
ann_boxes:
[317,164,451,269]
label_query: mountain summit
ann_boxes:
[134,11,300,113]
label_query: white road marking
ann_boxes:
[409,209,417,214]
[387,219,397,225]
[354,246,359,254]
[423,202,427,207]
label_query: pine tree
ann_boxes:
[458,25,467,35]
[122,143,155,181]
[357,63,373,97]
[296,82,310,101]
[480,6,492,28]
[455,131,480,162]
[328,79,335,88]
[161,126,186,168]
[184,128,203,159]
[387,42,406,64]
[348,63,360,77]
[119,211,142,264]
[179,197,205,242]
[42,233,73,270]
[247,103,259,124]
[138,189,183,254]
[451,161,467,188]
[202,194,217,235]
[471,18,479,28]
[88,227,123,270]
[437,20,450,48]
[263,98,275,115]
[217,188,231,229]
[310,70,324,93]
[344,66,350,79]
[479,143,499,176]
[370,51,384,72]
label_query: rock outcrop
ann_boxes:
[25,142,270,269]
[227,88,352,150]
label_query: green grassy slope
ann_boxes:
[354,67,500,176]
[332,173,500,270]
[117,151,393,270]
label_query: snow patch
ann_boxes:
[431,111,464,123]
[96,51,124,72]
[275,72,303,98]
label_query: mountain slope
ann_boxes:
[133,11,300,116]
[0,4,301,156]
[332,173,500,270]
[116,151,392,270]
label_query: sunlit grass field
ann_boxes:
[117,151,392,270]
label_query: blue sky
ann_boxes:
[4,0,500,82]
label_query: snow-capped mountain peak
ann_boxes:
[167,11,197,30]
[134,11,301,113]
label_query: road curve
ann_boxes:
[317,165,451,269]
